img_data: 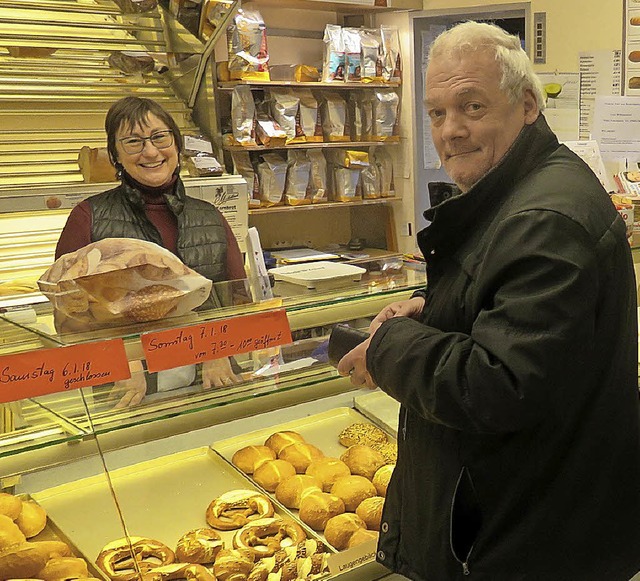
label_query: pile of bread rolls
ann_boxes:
[231,423,396,553]
[0,492,95,581]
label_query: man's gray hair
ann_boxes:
[428,21,546,111]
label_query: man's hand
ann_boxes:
[337,335,377,389]
[369,296,425,333]
[110,360,146,409]
[202,357,241,389]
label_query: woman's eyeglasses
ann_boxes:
[118,130,174,154]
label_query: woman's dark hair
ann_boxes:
[105,96,183,167]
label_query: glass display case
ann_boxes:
[0,258,425,581]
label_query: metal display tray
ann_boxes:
[32,447,315,572]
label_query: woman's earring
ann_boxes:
[114,161,124,179]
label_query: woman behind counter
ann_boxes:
[56,96,246,406]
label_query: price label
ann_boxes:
[0,339,130,404]
[141,309,292,373]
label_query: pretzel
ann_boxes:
[233,517,306,558]
[206,490,274,531]
[96,536,175,581]
[175,528,223,564]
[141,563,216,581]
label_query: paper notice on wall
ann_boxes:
[592,95,640,162]
[579,50,623,140]
[562,139,614,191]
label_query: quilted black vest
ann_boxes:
[88,177,227,309]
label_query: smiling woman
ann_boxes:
[54,96,247,407]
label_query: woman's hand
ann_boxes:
[110,360,146,408]
[202,357,241,389]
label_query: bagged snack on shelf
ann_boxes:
[295,64,320,82]
[227,9,270,81]
[361,161,381,199]
[372,89,400,142]
[374,148,395,197]
[360,92,374,140]
[38,238,212,330]
[258,153,287,207]
[296,89,323,142]
[322,24,345,82]
[231,85,257,146]
[77,147,117,183]
[184,153,224,177]
[114,0,157,13]
[333,166,362,202]
[269,90,304,143]
[327,149,369,169]
[255,114,287,148]
[285,150,312,206]
[359,28,383,82]
[343,28,362,82]
[183,133,214,157]
[381,26,402,83]
[348,92,363,141]
[307,150,328,203]
[319,92,350,142]
[231,150,261,208]
[108,51,155,74]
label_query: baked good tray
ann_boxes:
[211,407,396,562]
[32,447,311,572]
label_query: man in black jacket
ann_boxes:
[338,21,640,580]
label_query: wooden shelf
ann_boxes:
[225,140,399,152]
[248,196,400,214]
[219,80,401,90]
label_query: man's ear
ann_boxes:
[523,88,539,125]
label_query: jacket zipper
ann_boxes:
[450,467,475,576]
[401,406,407,441]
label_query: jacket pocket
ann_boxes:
[450,466,482,575]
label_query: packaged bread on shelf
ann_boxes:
[38,238,212,330]
[77,147,117,184]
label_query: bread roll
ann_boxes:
[0,492,22,521]
[355,496,384,531]
[275,474,322,509]
[298,491,345,531]
[371,440,397,464]
[631,16,640,25]
[265,431,306,455]
[175,528,223,564]
[338,423,388,448]
[372,464,394,497]
[38,557,89,581]
[253,459,297,492]
[340,445,386,480]
[278,442,324,473]
[0,513,27,550]
[323,513,367,550]
[232,445,276,474]
[630,50,640,62]
[305,457,351,492]
[347,528,379,549]
[330,475,376,512]
[15,500,47,538]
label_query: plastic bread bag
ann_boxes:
[381,26,402,83]
[360,92,374,141]
[361,161,381,199]
[258,153,287,207]
[343,28,362,82]
[107,51,155,74]
[231,85,257,146]
[285,150,312,206]
[184,153,224,177]
[269,90,304,143]
[296,89,323,143]
[348,92,363,141]
[359,28,383,82]
[113,0,157,13]
[183,133,215,157]
[227,9,270,81]
[255,114,288,148]
[320,92,349,142]
[333,166,362,202]
[372,89,400,142]
[374,148,395,197]
[38,238,212,331]
[231,150,261,208]
[322,24,345,82]
[307,150,328,203]
[77,147,117,184]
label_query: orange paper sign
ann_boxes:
[0,339,130,404]
[141,309,292,373]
